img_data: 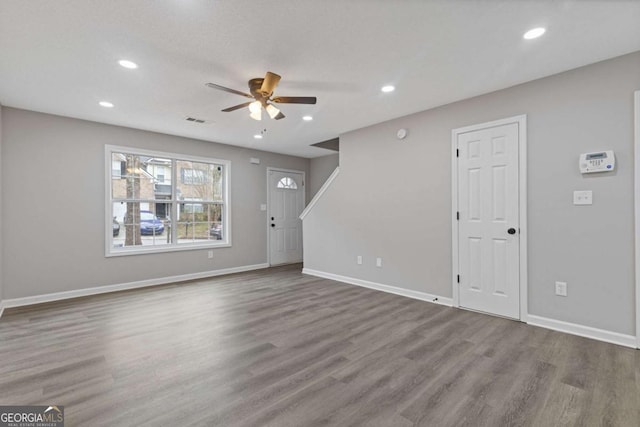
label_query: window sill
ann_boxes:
[105,241,231,257]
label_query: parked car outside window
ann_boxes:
[209,224,222,240]
[112,217,120,237]
[140,210,165,235]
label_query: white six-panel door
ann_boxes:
[268,169,304,266]
[456,122,520,319]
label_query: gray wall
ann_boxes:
[304,51,640,336]
[309,153,339,198]
[1,108,310,299]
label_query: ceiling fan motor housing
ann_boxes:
[249,78,269,98]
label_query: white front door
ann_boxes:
[456,121,520,319]
[268,169,305,265]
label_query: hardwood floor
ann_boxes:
[0,264,638,426]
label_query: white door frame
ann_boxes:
[634,90,640,349]
[266,167,306,266]
[451,114,528,321]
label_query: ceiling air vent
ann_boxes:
[184,116,211,124]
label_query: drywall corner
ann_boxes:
[0,104,4,313]
[309,153,339,198]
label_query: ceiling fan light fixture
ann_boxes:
[249,100,262,113]
[249,109,262,121]
[249,101,263,120]
[266,104,280,119]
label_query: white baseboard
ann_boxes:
[0,263,270,315]
[527,314,637,349]
[302,268,453,307]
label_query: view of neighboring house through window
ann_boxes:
[177,161,224,244]
[107,146,229,255]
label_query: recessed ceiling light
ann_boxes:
[381,85,395,93]
[99,101,114,108]
[302,116,313,121]
[118,59,138,69]
[254,134,263,139]
[523,27,546,40]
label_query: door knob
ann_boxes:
[271,224,275,227]
[507,228,516,235]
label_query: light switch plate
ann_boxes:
[555,281,567,296]
[260,204,267,211]
[573,190,592,205]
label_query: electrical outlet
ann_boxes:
[376,257,382,268]
[555,281,567,297]
[356,256,362,265]
[573,190,592,205]
[207,250,214,259]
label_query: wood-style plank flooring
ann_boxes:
[1,264,638,426]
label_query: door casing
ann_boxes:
[451,115,528,321]
[633,90,640,348]
[267,167,306,266]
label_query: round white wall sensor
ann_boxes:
[396,128,407,139]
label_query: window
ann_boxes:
[106,145,230,256]
[277,177,298,189]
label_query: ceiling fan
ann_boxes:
[206,72,316,121]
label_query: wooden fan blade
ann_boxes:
[222,102,252,112]
[274,111,285,120]
[272,96,317,104]
[260,72,281,95]
[206,83,254,99]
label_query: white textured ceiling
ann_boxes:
[1,1,639,158]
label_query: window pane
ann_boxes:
[111,153,172,201]
[177,203,223,243]
[112,202,172,249]
[177,160,223,202]
[277,176,298,189]
[146,158,173,200]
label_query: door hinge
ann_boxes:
[457,274,460,283]
[456,211,459,220]
[456,149,459,158]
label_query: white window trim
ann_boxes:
[105,145,231,257]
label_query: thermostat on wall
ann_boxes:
[579,150,615,174]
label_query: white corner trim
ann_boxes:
[0,301,5,319]
[634,90,640,349]
[527,314,637,349]
[0,263,269,311]
[300,167,340,220]
[302,268,452,307]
